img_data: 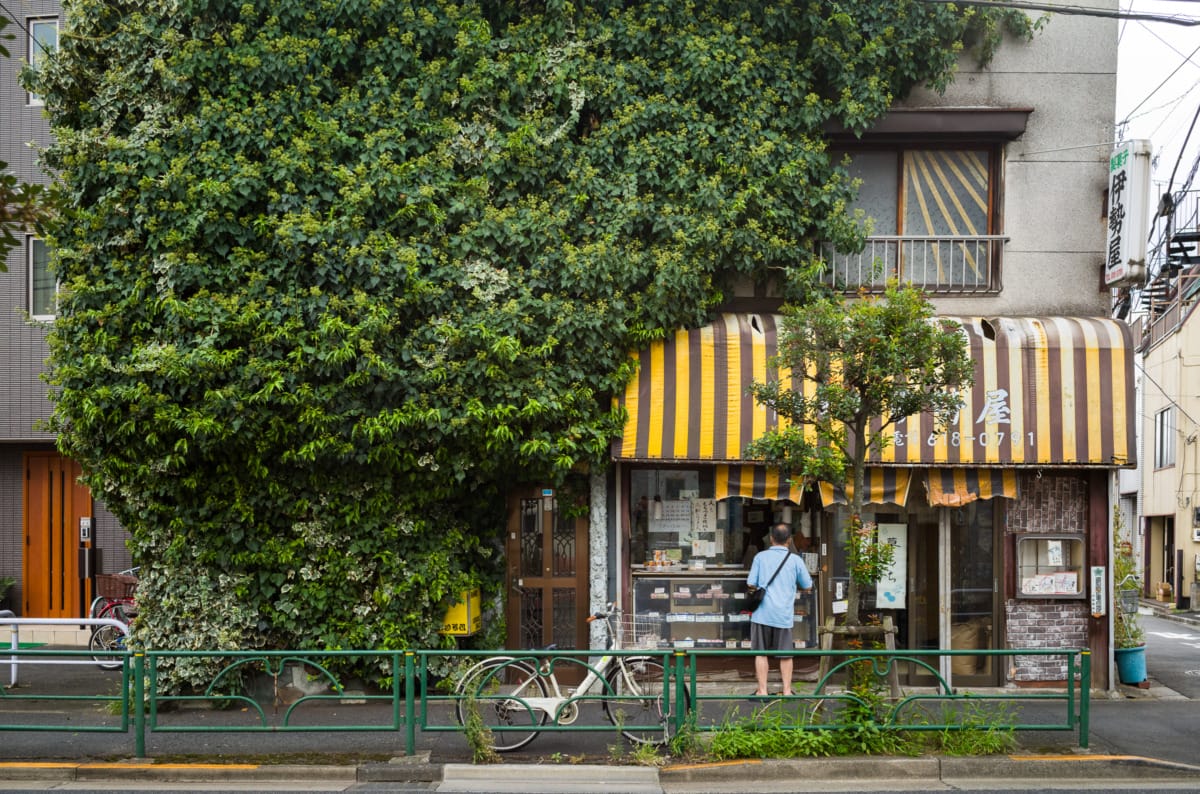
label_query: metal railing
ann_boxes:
[3,616,128,687]
[0,642,1091,759]
[1136,189,1200,347]
[818,235,1006,294]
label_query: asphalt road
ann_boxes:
[1142,613,1200,699]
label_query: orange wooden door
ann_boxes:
[506,488,590,653]
[23,453,93,617]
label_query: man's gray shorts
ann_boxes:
[750,622,794,652]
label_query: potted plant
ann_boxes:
[1112,508,1146,685]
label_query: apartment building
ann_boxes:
[1,1,131,619]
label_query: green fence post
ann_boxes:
[673,651,687,737]
[1079,650,1090,749]
[404,651,416,756]
[133,652,146,758]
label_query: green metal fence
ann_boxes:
[0,645,1091,758]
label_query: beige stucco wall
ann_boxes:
[1141,308,1200,595]
[905,4,1117,318]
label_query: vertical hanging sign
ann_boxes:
[875,523,908,610]
[1104,139,1152,287]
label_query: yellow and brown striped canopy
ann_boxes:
[612,314,1134,468]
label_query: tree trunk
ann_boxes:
[844,417,869,627]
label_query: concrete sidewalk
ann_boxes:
[4,753,1200,792]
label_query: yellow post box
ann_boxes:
[440,588,482,636]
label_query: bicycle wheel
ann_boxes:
[90,603,129,670]
[603,656,689,745]
[454,657,548,752]
[89,624,126,670]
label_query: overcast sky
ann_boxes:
[1115,0,1200,197]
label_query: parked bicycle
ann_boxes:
[453,603,688,751]
[88,569,139,670]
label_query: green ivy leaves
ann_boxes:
[33,0,1025,680]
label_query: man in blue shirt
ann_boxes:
[748,522,813,697]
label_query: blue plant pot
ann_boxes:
[1115,645,1147,684]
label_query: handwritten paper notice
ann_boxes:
[692,499,717,535]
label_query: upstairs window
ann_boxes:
[27,17,59,106]
[823,146,1003,294]
[29,238,55,320]
[1154,407,1176,469]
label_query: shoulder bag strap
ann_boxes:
[761,551,791,592]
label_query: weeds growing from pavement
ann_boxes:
[928,698,1017,756]
[461,693,500,765]
[706,638,1014,762]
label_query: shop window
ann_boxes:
[1154,407,1175,469]
[1015,534,1086,599]
[822,146,1002,294]
[629,469,815,570]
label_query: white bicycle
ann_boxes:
[453,604,689,751]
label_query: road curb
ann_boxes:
[0,761,359,783]
[4,754,1200,787]
[956,754,1200,779]
[660,756,940,783]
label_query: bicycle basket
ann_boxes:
[618,612,667,649]
[96,573,138,598]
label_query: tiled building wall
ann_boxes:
[1005,473,1091,682]
[1,1,59,441]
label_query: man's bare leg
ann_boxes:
[754,655,769,696]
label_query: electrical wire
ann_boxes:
[1121,43,1200,126]
[1137,359,1200,431]
[918,0,1200,24]
[1164,104,1200,194]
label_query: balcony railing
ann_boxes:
[1137,190,1200,350]
[819,235,1006,294]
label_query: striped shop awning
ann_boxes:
[924,468,1019,507]
[612,314,1135,468]
[612,313,792,462]
[714,464,804,503]
[817,469,914,508]
[878,316,1135,467]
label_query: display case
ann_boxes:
[1015,534,1086,598]
[631,570,818,649]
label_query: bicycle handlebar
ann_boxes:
[586,601,619,623]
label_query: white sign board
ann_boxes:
[875,523,907,610]
[1091,565,1106,618]
[1104,139,1152,287]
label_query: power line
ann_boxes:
[0,1,32,40]
[918,0,1200,24]
[1137,360,1200,431]
[1165,104,1200,194]
[1120,41,1200,123]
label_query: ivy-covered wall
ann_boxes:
[29,1,1035,685]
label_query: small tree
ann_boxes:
[746,281,973,626]
[1112,507,1144,649]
